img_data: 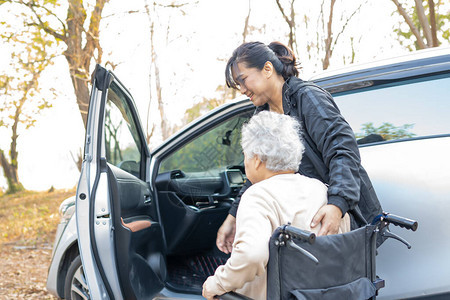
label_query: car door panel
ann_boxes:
[156,190,231,255]
[107,164,165,299]
[362,137,450,299]
[169,177,224,197]
[109,164,154,218]
[155,167,238,254]
[76,76,121,300]
[77,65,164,300]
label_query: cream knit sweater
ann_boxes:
[203,173,350,300]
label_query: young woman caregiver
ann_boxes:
[216,41,382,254]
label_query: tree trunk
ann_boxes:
[242,0,251,43]
[322,0,336,70]
[0,150,23,194]
[428,0,439,46]
[288,0,296,51]
[414,0,432,46]
[391,0,427,49]
[67,74,91,127]
[63,0,107,170]
[232,0,252,100]
[0,102,24,193]
[276,0,297,53]
[145,1,155,144]
[155,60,170,140]
[144,1,170,141]
[64,0,108,128]
[0,150,17,193]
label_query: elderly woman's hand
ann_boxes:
[202,277,220,300]
[311,204,342,236]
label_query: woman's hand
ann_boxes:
[216,214,236,254]
[202,277,220,300]
[311,204,342,236]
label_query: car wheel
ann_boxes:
[64,255,90,300]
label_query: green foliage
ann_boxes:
[184,97,227,124]
[0,41,55,130]
[0,3,58,193]
[393,0,450,50]
[183,84,237,125]
[356,122,416,141]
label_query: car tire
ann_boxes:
[64,255,90,300]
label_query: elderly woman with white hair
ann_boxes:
[202,111,350,300]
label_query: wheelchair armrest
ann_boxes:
[218,291,253,300]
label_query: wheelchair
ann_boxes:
[219,212,418,300]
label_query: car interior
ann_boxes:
[154,112,252,293]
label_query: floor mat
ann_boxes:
[167,255,228,290]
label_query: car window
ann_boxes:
[104,81,142,177]
[159,113,250,176]
[334,76,450,145]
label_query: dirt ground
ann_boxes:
[0,244,56,299]
[0,189,75,299]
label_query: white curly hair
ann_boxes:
[241,111,304,172]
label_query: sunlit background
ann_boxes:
[0,0,449,192]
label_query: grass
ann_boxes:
[0,188,76,247]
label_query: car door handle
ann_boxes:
[144,195,152,204]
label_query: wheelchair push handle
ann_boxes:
[382,213,418,231]
[284,225,316,245]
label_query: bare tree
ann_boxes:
[275,0,298,54]
[143,0,198,141]
[322,0,336,70]
[228,0,253,100]
[276,0,364,70]
[144,0,164,142]
[318,0,366,70]
[391,0,448,50]
[242,0,252,43]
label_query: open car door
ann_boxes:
[76,65,165,299]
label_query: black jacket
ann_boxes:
[230,77,382,226]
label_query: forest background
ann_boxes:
[0,0,449,194]
[0,1,448,297]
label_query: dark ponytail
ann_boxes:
[268,41,299,79]
[225,41,300,89]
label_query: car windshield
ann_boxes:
[159,112,250,176]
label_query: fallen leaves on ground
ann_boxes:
[0,245,56,299]
[0,188,76,299]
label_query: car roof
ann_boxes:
[152,47,450,153]
[309,46,450,94]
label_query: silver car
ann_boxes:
[47,47,450,299]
